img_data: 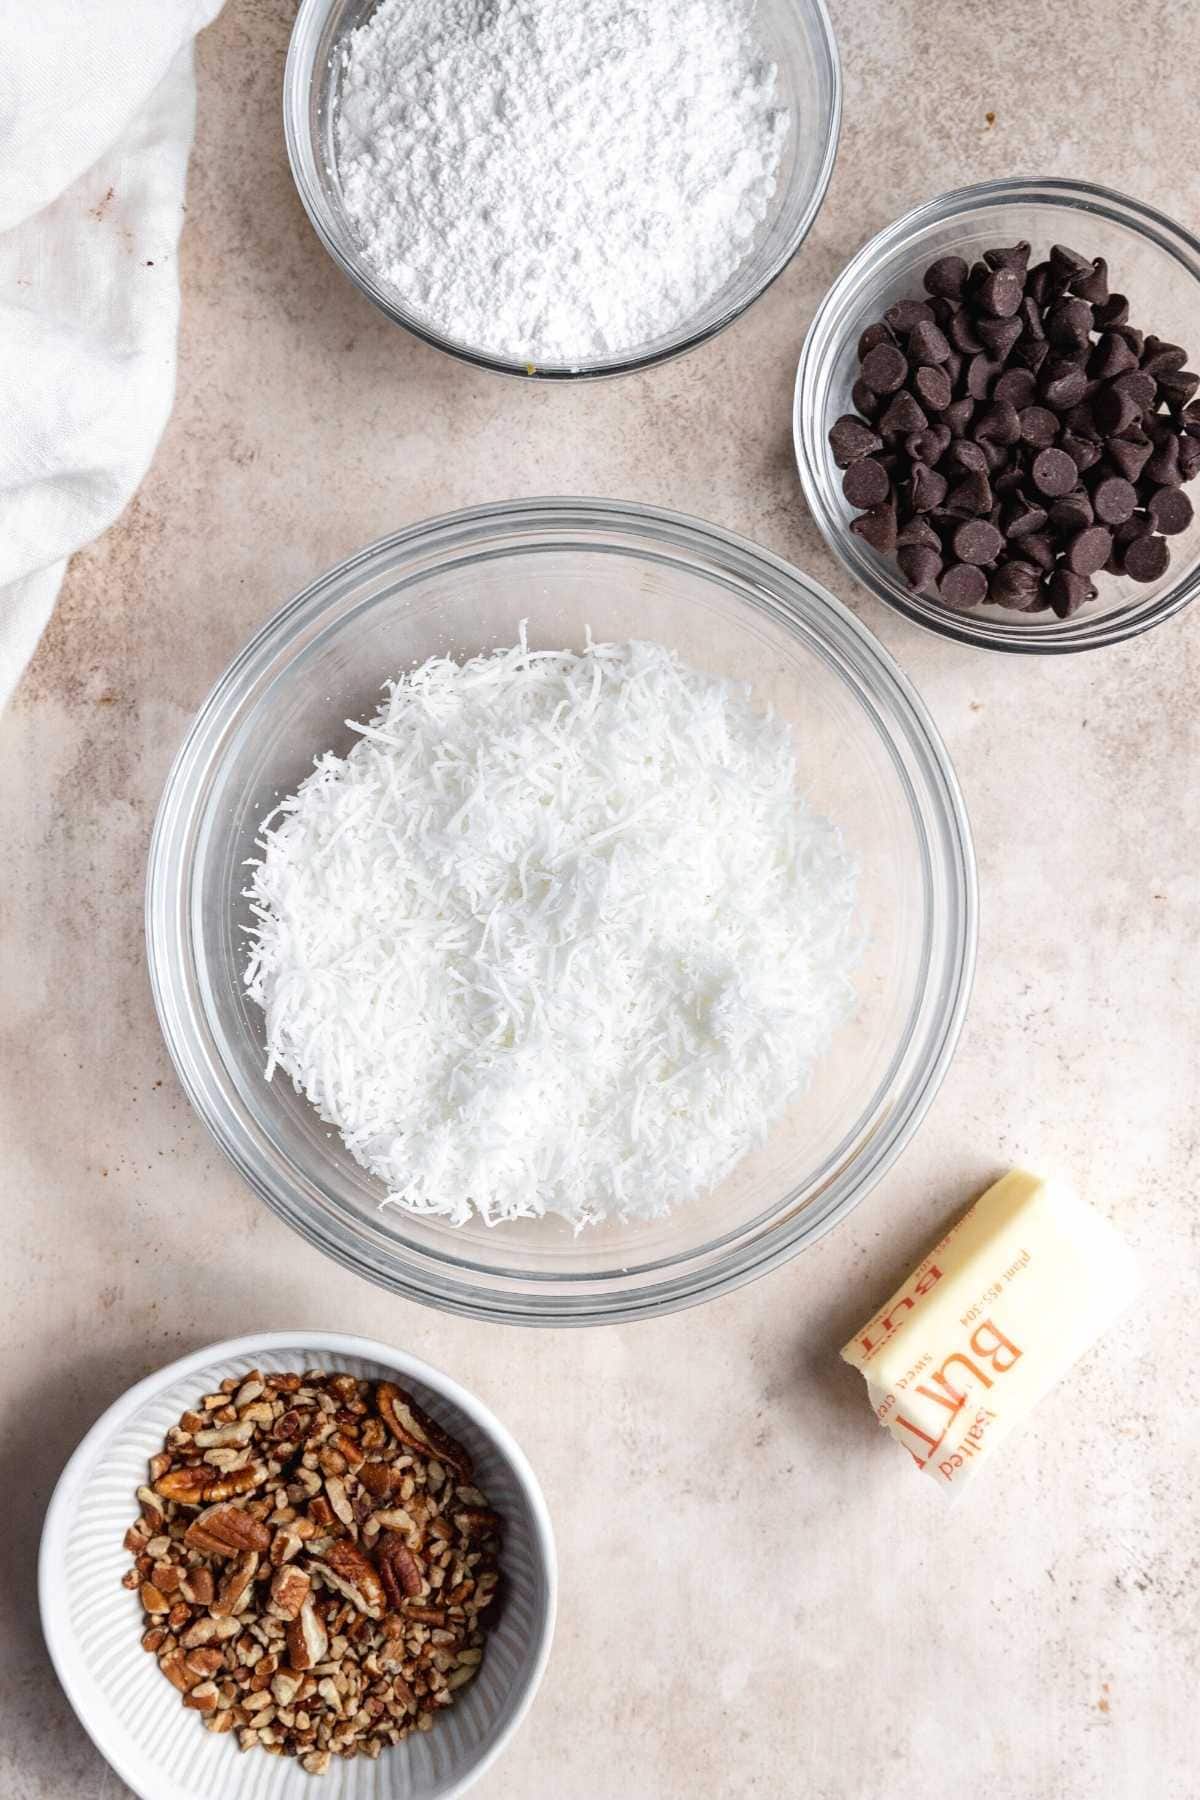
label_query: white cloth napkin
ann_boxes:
[0,0,223,708]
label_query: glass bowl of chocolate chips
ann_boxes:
[795,177,1200,651]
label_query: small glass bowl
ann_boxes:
[795,177,1200,652]
[283,0,841,379]
[146,499,976,1326]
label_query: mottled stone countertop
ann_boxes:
[3,1,1198,1795]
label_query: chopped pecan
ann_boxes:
[375,1383,473,1479]
[185,1647,225,1679]
[212,1550,259,1618]
[139,1581,169,1614]
[285,1599,328,1672]
[185,1502,271,1557]
[310,1541,385,1619]
[267,1564,310,1622]
[378,1532,423,1608]
[153,1466,210,1505]
[357,1460,399,1502]
[180,1566,214,1606]
[158,1649,198,1693]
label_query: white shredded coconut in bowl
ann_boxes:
[332,0,789,365]
[243,633,859,1230]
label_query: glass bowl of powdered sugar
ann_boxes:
[148,499,976,1325]
[283,0,840,376]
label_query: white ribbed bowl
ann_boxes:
[39,1332,556,1800]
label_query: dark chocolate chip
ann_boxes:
[843,458,891,508]
[1012,335,1051,376]
[878,390,929,437]
[1061,432,1102,473]
[1004,500,1049,539]
[905,425,951,464]
[1031,447,1079,496]
[984,241,1031,274]
[907,320,952,366]
[1088,332,1138,381]
[849,503,898,553]
[908,463,948,512]
[924,255,969,299]
[1147,486,1194,535]
[1107,431,1153,481]
[1091,476,1137,525]
[1179,434,1200,481]
[1069,257,1109,305]
[1141,336,1187,376]
[1144,437,1182,486]
[943,397,976,436]
[947,438,988,474]
[976,315,1023,360]
[1047,569,1096,618]
[1040,362,1089,411]
[1025,262,1051,305]
[897,545,943,595]
[912,364,953,413]
[896,515,941,550]
[884,299,936,336]
[1158,368,1200,407]
[1066,525,1114,575]
[989,559,1043,609]
[938,561,989,608]
[976,267,1023,318]
[993,368,1038,410]
[860,342,908,394]
[1062,402,1101,441]
[1092,383,1142,435]
[966,354,1000,400]
[1122,533,1171,581]
[953,519,1004,564]
[1018,295,1046,341]
[977,437,1009,473]
[1049,491,1094,532]
[948,310,985,354]
[1049,244,1092,286]
[858,322,895,361]
[1046,297,1094,350]
[1114,511,1154,546]
[947,469,993,515]
[973,399,1021,445]
[1019,404,1060,447]
[1020,531,1057,570]
[852,378,882,419]
[829,414,883,468]
[1111,368,1158,413]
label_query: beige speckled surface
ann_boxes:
[3,1,1200,1794]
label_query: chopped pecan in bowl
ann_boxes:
[122,1369,501,1774]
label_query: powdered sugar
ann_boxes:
[334,0,789,365]
[242,633,859,1232]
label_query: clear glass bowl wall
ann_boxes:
[795,178,1200,651]
[147,502,976,1324]
[283,0,841,377]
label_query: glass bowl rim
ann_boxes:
[794,174,1200,654]
[145,496,978,1325]
[282,0,843,381]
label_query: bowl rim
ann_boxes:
[794,173,1200,653]
[282,0,842,380]
[39,1328,557,1800]
[146,497,977,1326]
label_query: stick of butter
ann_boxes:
[842,1170,1138,1493]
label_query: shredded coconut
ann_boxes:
[333,0,788,365]
[243,633,858,1230]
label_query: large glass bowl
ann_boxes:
[146,500,976,1325]
[282,0,840,378]
[795,177,1200,652]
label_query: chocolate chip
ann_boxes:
[1040,362,1089,411]
[1046,297,1094,350]
[1141,336,1187,375]
[908,463,948,512]
[860,342,908,393]
[907,320,952,366]
[1069,257,1109,305]
[1114,511,1154,546]
[976,267,1023,318]
[939,562,989,608]
[1019,404,1059,447]
[953,519,1004,564]
[924,255,969,299]
[884,299,936,337]
[1179,434,1200,482]
[1092,383,1142,435]
[1031,447,1079,496]
[906,425,951,464]
[1025,262,1051,305]
[984,241,1031,275]
[858,322,895,361]
[1049,491,1094,532]
[1061,432,1102,473]
[976,315,1023,360]
[1088,331,1138,381]
[1091,475,1137,524]
[1112,368,1158,412]
[1106,431,1153,481]
[947,437,988,474]
[1004,500,1049,538]
[1047,569,1096,618]
[966,354,1000,400]
[943,397,976,436]
[1147,486,1194,535]
[989,559,1042,609]
[1020,531,1057,570]
[1144,436,1182,486]
[849,504,898,553]
[948,310,985,355]
[947,469,993,515]
[1122,533,1171,581]
[1049,244,1092,287]
[878,390,929,437]
[829,415,883,468]
[843,458,891,508]
[993,368,1038,409]
[1065,524,1113,575]
[1062,402,1100,440]
[912,364,953,413]
[1012,335,1051,376]
[896,515,941,550]
[973,399,1021,445]
[897,544,943,594]
[1158,368,1200,408]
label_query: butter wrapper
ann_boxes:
[842,1170,1138,1492]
